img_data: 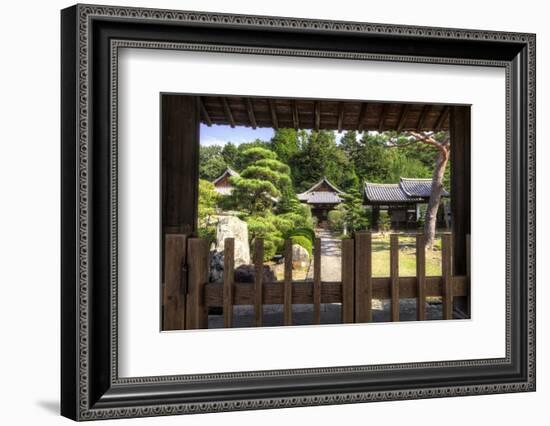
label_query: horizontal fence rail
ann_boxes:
[162,232,469,330]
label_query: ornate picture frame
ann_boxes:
[61,4,535,421]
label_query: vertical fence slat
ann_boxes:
[284,239,293,326]
[341,238,355,323]
[313,238,321,325]
[355,231,372,323]
[223,238,235,328]
[187,237,209,329]
[254,238,264,327]
[416,234,426,321]
[390,234,399,322]
[442,233,453,319]
[163,234,187,330]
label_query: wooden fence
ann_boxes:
[162,232,470,330]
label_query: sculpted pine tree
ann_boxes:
[389,131,450,249]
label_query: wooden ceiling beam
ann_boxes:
[337,102,344,133]
[314,101,320,131]
[396,104,410,133]
[434,106,450,131]
[221,97,236,128]
[198,97,212,127]
[292,100,300,129]
[268,99,279,130]
[378,104,387,132]
[417,105,431,130]
[245,98,257,129]
[357,102,367,132]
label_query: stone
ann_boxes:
[234,264,276,283]
[209,250,224,283]
[215,215,250,267]
[291,244,310,269]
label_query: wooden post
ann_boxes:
[355,231,372,322]
[254,238,264,327]
[416,234,426,321]
[284,239,293,326]
[223,238,235,328]
[186,237,209,329]
[163,234,187,330]
[313,238,321,325]
[450,106,471,317]
[390,234,400,321]
[466,234,471,317]
[161,95,200,278]
[442,233,453,319]
[341,238,355,323]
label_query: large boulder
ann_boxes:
[215,215,250,266]
[292,244,310,270]
[234,264,276,283]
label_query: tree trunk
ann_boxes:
[424,147,449,249]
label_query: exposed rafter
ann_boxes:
[337,102,345,133]
[198,96,451,132]
[292,100,300,129]
[245,98,257,129]
[378,104,387,132]
[199,97,212,127]
[397,104,410,132]
[417,105,431,130]
[314,101,321,131]
[221,97,236,128]
[268,99,279,130]
[357,102,368,133]
[434,106,450,131]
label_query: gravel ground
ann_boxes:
[208,299,447,328]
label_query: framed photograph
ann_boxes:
[61,4,536,421]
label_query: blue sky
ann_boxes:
[200,124,274,146]
[200,124,349,146]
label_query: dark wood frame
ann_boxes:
[61,4,535,421]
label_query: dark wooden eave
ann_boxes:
[199,95,453,132]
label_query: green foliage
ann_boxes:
[199,145,227,181]
[229,176,281,214]
[240,146,277,165]
[221,142,239,169]
[270,128,300,164]
[340,189,369,233]
[246,213,284,260]
[197,179,219,243]
[417,204,427,229]
[287,227,316,244]
[378,210,391,234]
[327,207,346,234]
[290,235,312,255]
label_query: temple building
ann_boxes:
[297,177,345,226]
[212,167,240,196]
[363,177,450,230]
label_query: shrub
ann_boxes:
[327,208,345,234]
[290,235,312,255]
[288,227,315,244]
[378,211,391,234]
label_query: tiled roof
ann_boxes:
[400,177,449,198]
[300,191,343,204]
[297,177,345,204]
[364,177,449,203]
[364,183,420,203]
[212,167,240,185]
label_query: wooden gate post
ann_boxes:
[355,231,372,323]
[341,238,355,323]
[187,237,209,329]
[163,234,187,330]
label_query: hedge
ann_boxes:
[290,235,313,255]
